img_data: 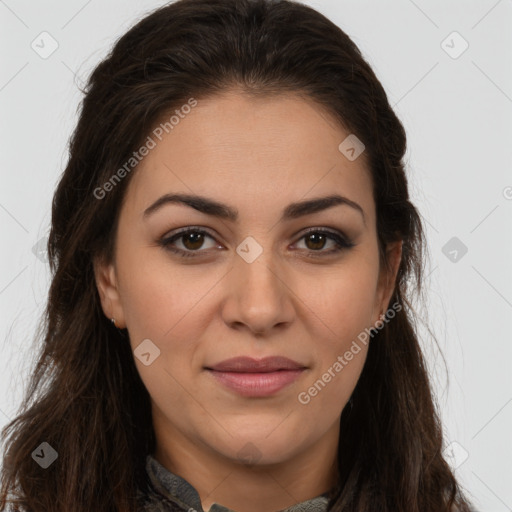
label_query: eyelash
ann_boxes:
[158,226,355,259]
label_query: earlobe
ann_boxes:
[93,257,126,328]
[374,240,403,323]
[387,240,403,287]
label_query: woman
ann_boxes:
[0,0,477,510]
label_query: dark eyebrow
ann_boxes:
[143,193,366,225]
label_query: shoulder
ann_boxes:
[136,487,187,512]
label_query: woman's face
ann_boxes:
[95,91,401,468]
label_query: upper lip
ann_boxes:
[206,356,306,373]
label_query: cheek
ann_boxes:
[115,247,224,406]
[299,256,379,342]
[293,257,377,413]
[116,253,209,419]
[116,245,218,344]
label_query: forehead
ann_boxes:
[122,91,375,226]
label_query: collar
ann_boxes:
[144,454,330,512]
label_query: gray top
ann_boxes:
[138,454,330,512]
[137,454,479,512]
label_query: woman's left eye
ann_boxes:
[159,227,354,259]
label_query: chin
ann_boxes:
[212,431,308,467]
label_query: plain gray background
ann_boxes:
[1,0,511,510]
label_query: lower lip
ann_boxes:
[206,369,305,397]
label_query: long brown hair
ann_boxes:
[1,0,474,510]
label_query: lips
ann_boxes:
[205,356,307,397]
[206,356,306,373]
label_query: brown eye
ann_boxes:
[181,231,207,251]
[160,227,219,258]
[159,227,354,259]
[294,229,354,255]
[303,232,328,251]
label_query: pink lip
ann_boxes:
[205,356,307,397]
[207,356,305,372]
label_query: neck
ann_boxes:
[153,419,339,512]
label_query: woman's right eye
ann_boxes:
[159,228,220,258]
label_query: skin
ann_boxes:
[95,90,402,512]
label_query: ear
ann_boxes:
[93,256,126,328]
[372,240,402,324]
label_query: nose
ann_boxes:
[220,250,295,337]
